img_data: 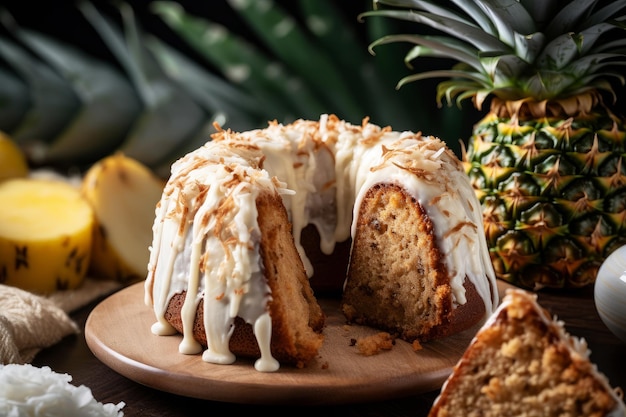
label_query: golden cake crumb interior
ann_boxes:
[342,184,451,342]
[428,289,625,417]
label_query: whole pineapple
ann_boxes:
[361,0,626,290]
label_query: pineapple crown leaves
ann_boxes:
[360,0,626,110]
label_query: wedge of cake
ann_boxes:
[429,289,626,417]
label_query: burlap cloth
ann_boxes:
[0,278,123,364]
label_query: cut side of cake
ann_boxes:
[342,183,487,342]
[429,289,626,417]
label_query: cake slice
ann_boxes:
[429,289,626,417]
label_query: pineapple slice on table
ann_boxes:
[81,153,164,283]
[361,0,626,290]
[0,178,93,294]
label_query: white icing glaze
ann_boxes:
[144,115,498,372]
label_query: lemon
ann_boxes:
[0,132,29,181]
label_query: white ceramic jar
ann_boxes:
[594,244,626,344]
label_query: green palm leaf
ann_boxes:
[152,1,324,121]
[0,36,79,149]
[14,27,141,165]
[0,67,29,133]
[297,0,414,127]
[79,1,206,167]
[226,0,364,122]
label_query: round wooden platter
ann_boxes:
[85,281,510,405]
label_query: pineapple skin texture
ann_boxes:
[464,109,626,290]
[0,178,93,294]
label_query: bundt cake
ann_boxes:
[429,289,626,417]
[144,114,498,372]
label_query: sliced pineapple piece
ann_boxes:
[81,153,164,283]
[0,178,93,294]
[0,131,28,181]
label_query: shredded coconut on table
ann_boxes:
[0,364,125,417]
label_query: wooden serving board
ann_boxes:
[85,281,511,405]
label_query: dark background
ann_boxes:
[2,0,624,166]
[0,1,479,154]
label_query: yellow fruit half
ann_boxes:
[82,153,164,283]
[0,132,29,181]
[0,178,94,294]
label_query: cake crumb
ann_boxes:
[355,332,395,356]
[412,339,423,351]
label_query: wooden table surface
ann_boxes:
[33,283,626,417]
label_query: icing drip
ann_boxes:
[145,114,498,372]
